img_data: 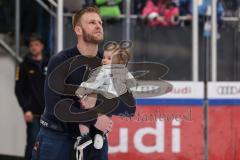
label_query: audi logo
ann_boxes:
[217,86,240,95]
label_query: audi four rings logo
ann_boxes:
[217,86,240,95]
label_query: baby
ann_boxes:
[74,41,137,159]
[76,41,136,99]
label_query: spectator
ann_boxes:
[141,0,180,26]
[179,0,191,16]
[178,0,224,25]
[179,0,192,21]
[198,0,224,25]
[95,0,123,20]
[15,35,48,160]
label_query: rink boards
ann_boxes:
[108,81,240,160]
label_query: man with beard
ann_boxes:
[31,6,136,160]
[15,35,48,160]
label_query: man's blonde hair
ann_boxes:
[72,6,100,28]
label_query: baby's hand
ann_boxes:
[75,87,85,99]
[80,94,97,109]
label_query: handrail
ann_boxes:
[0,39,22,63]
[63,12,240,22]
[63,12,192,21]
[222,17,239,22]
[48,0,57,8]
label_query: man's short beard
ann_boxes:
[82,28,103,44]
[31,51,42,57]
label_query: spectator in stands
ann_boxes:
[141,0,180,26]
[95,0,123,20]
[198,0,224,24]
[15,35,48,160]
[179,0,192,24]
[178,0,224,26]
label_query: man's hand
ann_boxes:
[24,111,33,123]
[94,115,113,133]
[80,93,97,109]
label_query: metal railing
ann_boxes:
[0,38,22,63]
[12,0,240,82]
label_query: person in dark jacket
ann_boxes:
[15,35,48,160]
[31,6,136,160]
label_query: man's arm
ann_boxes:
[15,63,31,113]
[15,63,34,122]
[45,54,99,126]
[79,93,113,133]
